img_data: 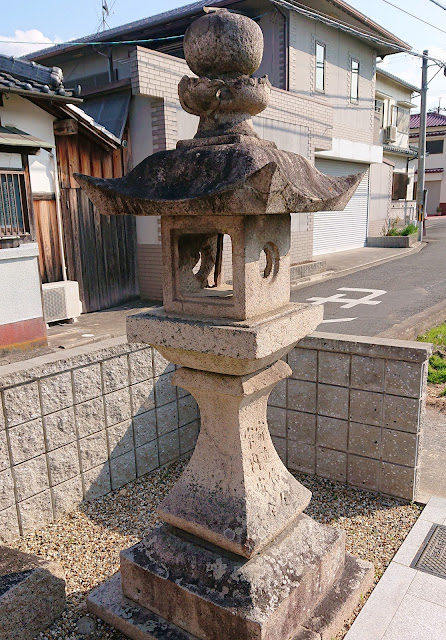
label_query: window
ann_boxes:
[390,104,399,127]
[0,171,31,240]
[426,140,444,155]
[392,172,409,200]
[375,99,384,126]
[315,43,326,92]
[350,59,359,102]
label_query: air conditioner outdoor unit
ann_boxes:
[384,125,397,143]
[42,281,82,323]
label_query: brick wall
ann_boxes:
[268,333,431,502]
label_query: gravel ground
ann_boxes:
[6,459,422,640]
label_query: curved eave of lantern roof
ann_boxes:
[75,143,363,217]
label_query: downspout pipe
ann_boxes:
[49,148,68,281]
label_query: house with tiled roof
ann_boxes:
[28,0,411,297]
[410,111,446,215]
[0,54,137,353]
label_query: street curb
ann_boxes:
[378,298,446,341]
[291,242,425,289]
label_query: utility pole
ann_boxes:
[417,50,429,241]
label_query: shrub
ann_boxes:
[400,223,418,236]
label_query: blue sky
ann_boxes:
[2,0,445,109]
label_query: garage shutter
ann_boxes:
[313,159,369,255]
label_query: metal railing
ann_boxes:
[0,170,30,239]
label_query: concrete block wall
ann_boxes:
[0,332,430,542]
[268,333,431,502]
[0,338,199,542]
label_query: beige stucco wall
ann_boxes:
[288,11,376,146]
[368,161,393,236]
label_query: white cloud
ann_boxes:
[0,29,60,57]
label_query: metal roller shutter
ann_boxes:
[313,159,369,255]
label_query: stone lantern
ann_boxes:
[78,8,373,640]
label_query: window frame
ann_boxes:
[0,162,32,243]
[426,139,444,155]
[350,58,360,103]
[315,41,326,93]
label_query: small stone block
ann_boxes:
[129,348,154,385]
[318,416,348,451]
[268,377,287,408]
[18,491,53,536]
[83,463,111,501]
[14,455,49,501]
[133,410,157,447]
[0,431,9,472]
[0,506,20,543]
[131,380,155,415]
[0,469,15,511]
[43,407,76,451]
[47,442,80,486]
[288,348,318,381]
[102,355,130,394]
[178,395,198,427]
[349,389,383,427]
[316,448,347,483]
[380,462,414,500]
[8,419,45,465]
[318,351,350,387]
[287,411,316,445]
[79,430,108,471]
[267,406,287,438]
[348,422,381,458]
[40,372,73,415]
[154,373,177,407]
[385,360,423,398]
[288,441,316,475]
[153,350,175,377]
[0,546,65,640]
[318,384,349,421]
[348,455,379,491]
[51,476,83,518]
[107,420,134,459]
[288,380,317,414]
[3,382,41,427]
[73,363,102,403]
[351,355,385,392]
[104,388,132,427]
[382,429,417,467]
[156,402,179,436]
[158,431,180,465]
[136,441,159,476]
[75,397,106,437]
[383,395,420,433]
[110,451,137,490]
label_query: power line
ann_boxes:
[378,0,446,35]
[427,0,446,10]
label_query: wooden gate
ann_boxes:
[55,125,138,312]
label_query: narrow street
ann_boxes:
[291,218,446,337]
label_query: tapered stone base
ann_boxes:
[87,516,374,640]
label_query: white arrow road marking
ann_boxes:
[307,288,386,309]
[320,318,358,323]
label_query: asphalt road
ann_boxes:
[290,218,446,337]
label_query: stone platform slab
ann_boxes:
[89,552,372,640]
[0,546,65,640]
[88,516,373,640]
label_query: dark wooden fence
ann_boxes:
[53,124,138,312]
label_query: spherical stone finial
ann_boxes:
[183,8,264,79]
